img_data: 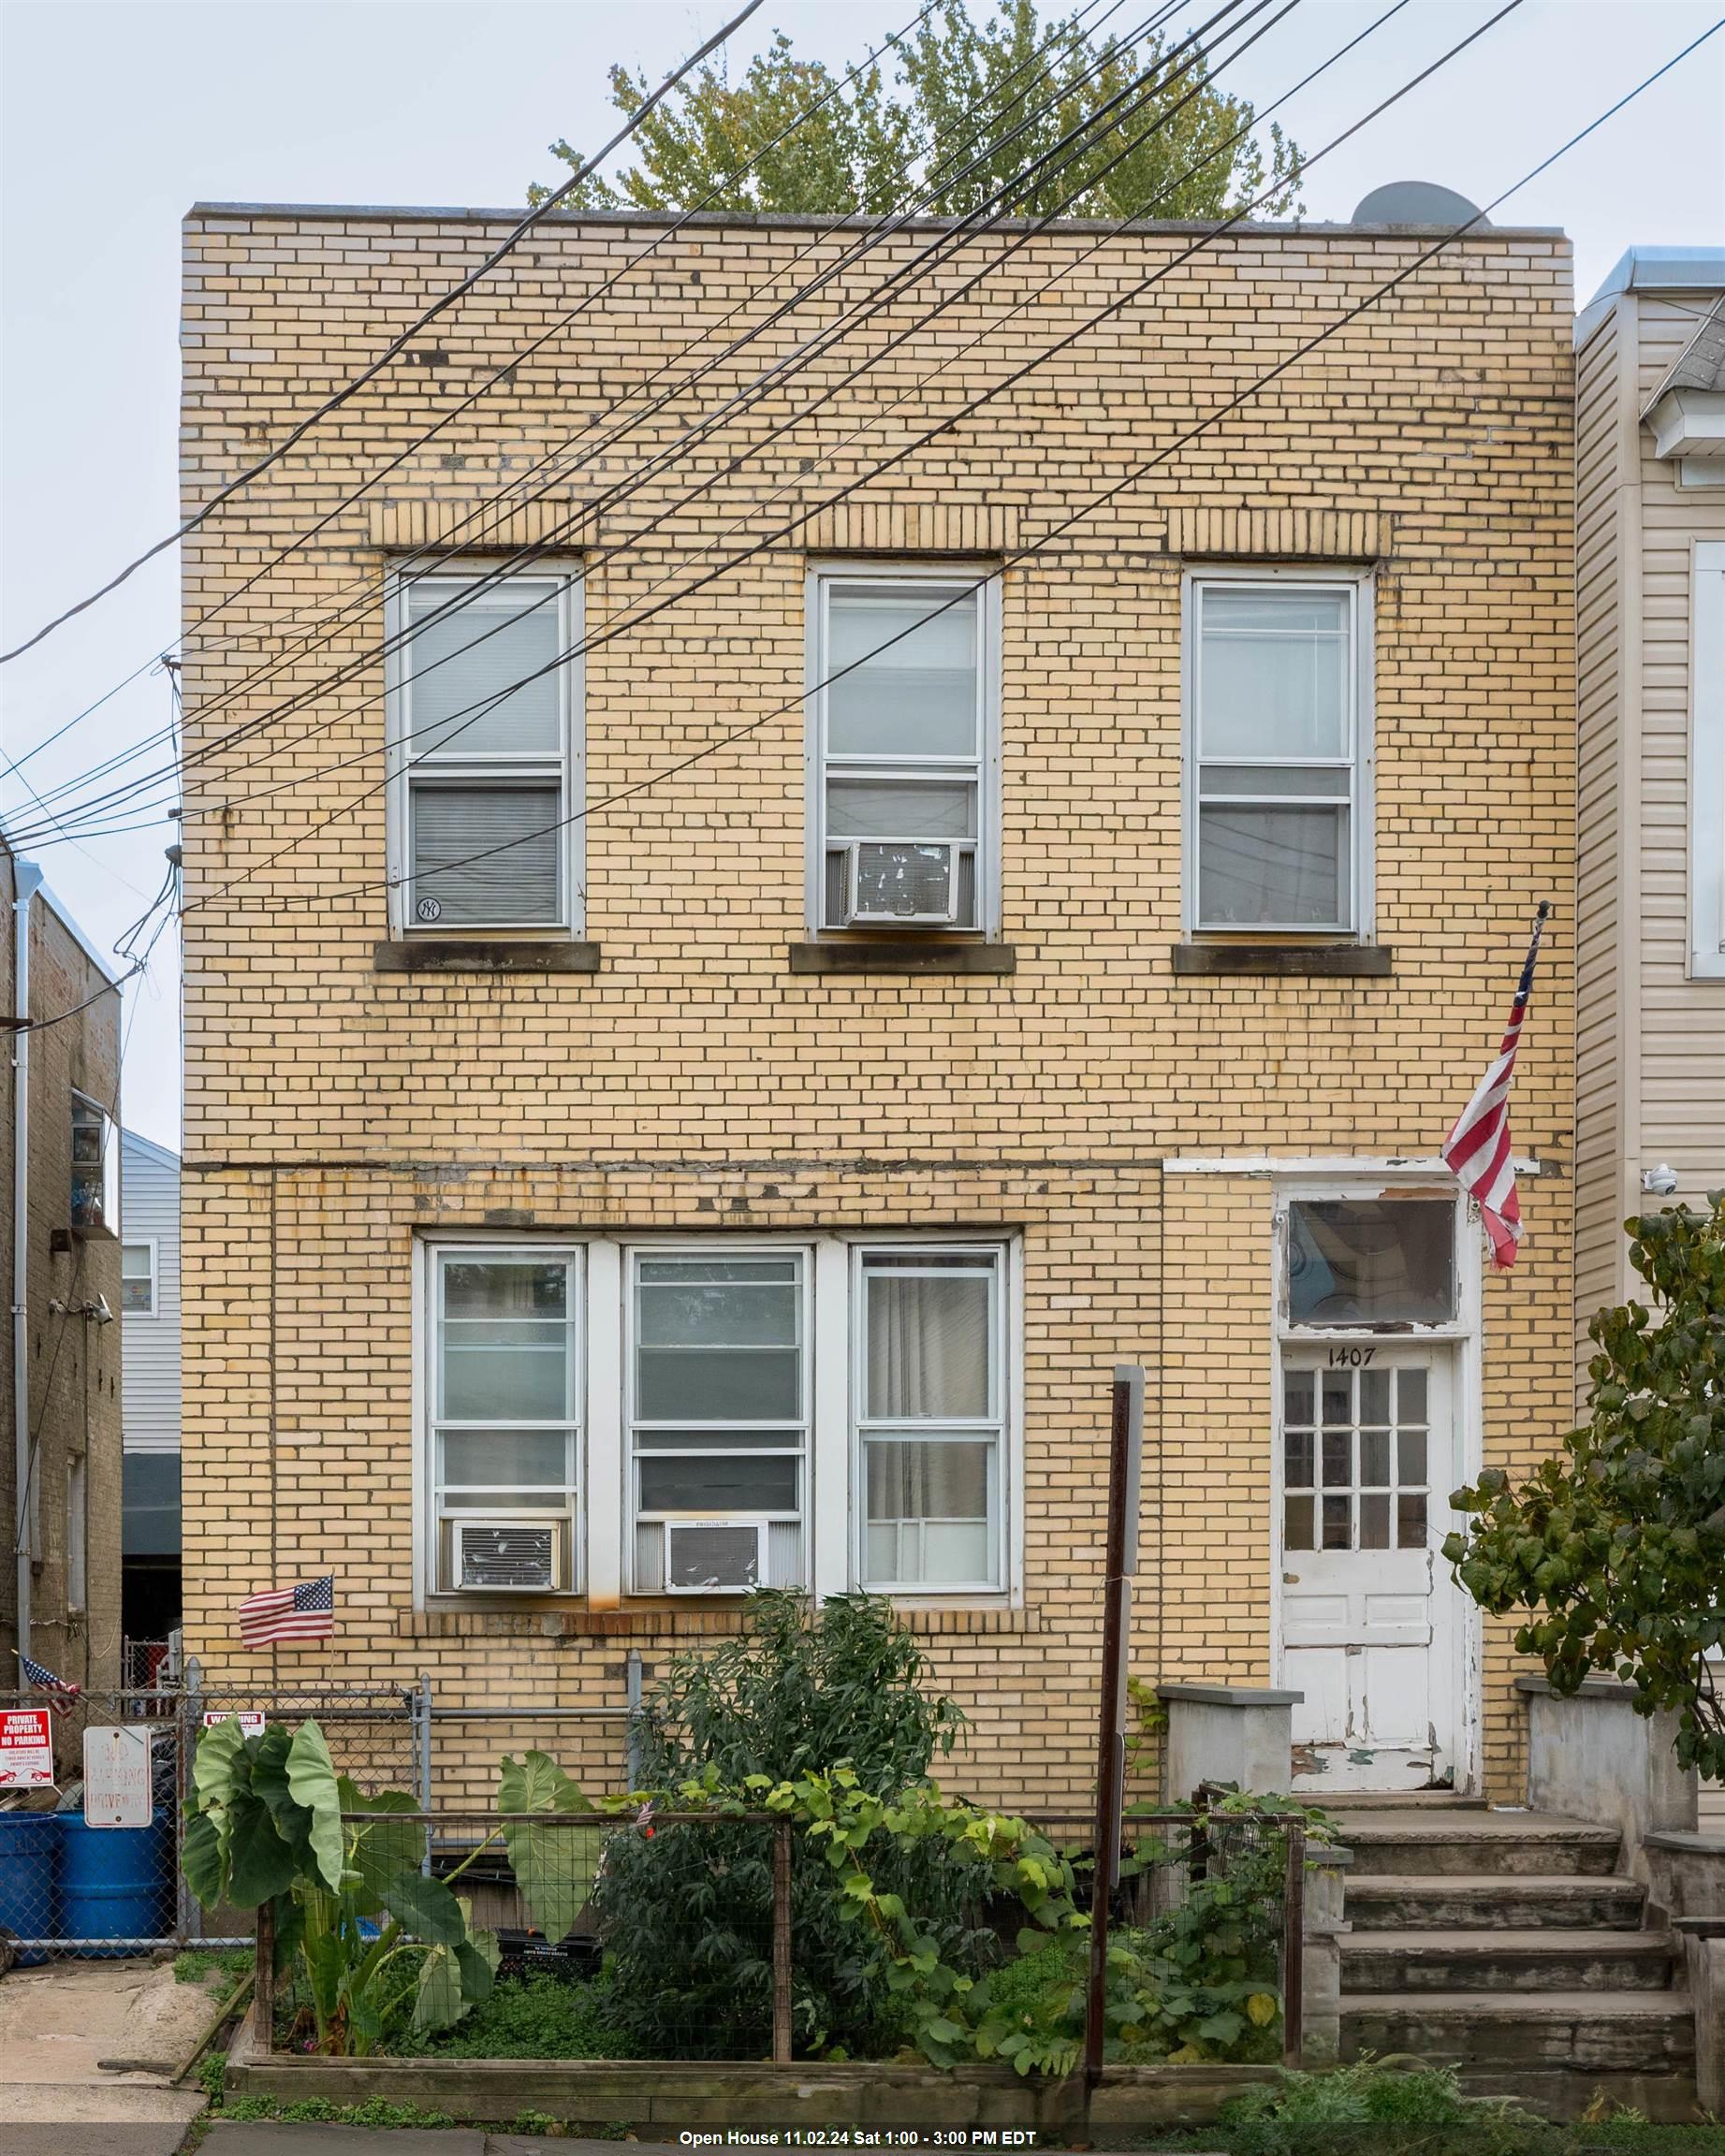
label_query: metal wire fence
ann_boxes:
[249,1805,1304,2072]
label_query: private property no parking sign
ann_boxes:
[0,1708,54,1788]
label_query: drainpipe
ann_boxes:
[11,861,41,1664]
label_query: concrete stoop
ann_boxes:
[1332,1806,1699,2122]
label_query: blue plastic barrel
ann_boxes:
[57,1808,172,1954]
[0,1814,59,1964]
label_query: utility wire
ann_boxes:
[0,0,767,666]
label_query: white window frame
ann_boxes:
[624,1244,812,1595]
[383,565,585,940]
[411,1231,1022,1610]
[850,1242,1008,1597]
[69,1089,118,1236]
[121,1239,158,1318]
[423,1243,584,1597]
[1691,543,1725,979]
[805,563,1004,940]
[1181,564,1376,940]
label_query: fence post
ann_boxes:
[772,1817,793,2066]
[177,1657,202,1947]
[254,1897,275,2059]
[625,1649,644,1791]
[1281,1820,1306,2068]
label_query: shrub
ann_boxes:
[397,1971,630,2061]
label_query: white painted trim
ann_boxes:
[584,1240,623,1610]
[1691,542,1725,977]
[811,1239,850,1602]
[121,1236,159,1318]
[1164,1155,1543,1178]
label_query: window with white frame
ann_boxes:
[628,1253,810,1594]
[387,571,583,936]
[121,1242,156,1316]
[1691,544,1725,979]
[810,571,998,934]
[1186,571,1371,936]
[428,1248,581,1594]
[70,1090,117,1235]
[855,1245,1005,1592]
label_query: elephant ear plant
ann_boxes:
[183,1719,595,2055]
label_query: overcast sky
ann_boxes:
[2,0,1722,1151]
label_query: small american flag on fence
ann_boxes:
[19,1653,81,1710]
[1441,904,1550,1272]
[239,1574,335,1650]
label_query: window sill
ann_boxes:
[1171,941,1392,978]
[788,940,1016,976]
[373,940,601,975]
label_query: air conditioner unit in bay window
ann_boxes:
[664,1519,768,1595]
[452,1517,563,1593]
[841,839,960,926]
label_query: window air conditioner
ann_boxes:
[664,1519,768,1595]
[841,840,960,926]
[452,1517,563,1593]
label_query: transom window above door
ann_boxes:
[1186,571,1372,937]
[810,571,1001,936]
[1284,1197,1456,1328]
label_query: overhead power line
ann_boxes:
[0,0,768,667]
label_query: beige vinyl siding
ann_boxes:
[1572,306,1625,1391]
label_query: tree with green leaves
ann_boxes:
[532,3,1300,222]
[1444,1194,1725,1784]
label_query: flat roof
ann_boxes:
[184,200,1564,241]
[1576,242,1725,344]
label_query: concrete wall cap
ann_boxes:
[1514,1672,1643,1697]
[1157,1683,1304,1706]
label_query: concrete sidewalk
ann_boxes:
[0,1958,212,2154]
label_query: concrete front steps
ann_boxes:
[1332,1806,1698,2121]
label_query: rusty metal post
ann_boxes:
[254,1897,275,2057]
[1281,1820,1306,2067]
[772,1818,793,2066]
[1084,1367,1145,2091]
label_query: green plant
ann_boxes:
[174,1945,251,1988]
[1219,2053,1540,2156]
[1446,1194,1725,1781]
[397,1971,630,2061]
[197,2051,227,2102]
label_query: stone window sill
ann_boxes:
[1171,941,1392,978]
[788,940,1016,976]
[373,940,601,975]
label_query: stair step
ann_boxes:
[1339,1927,1680,1993]
[1329,1810,1621,1877]
[1342,1990,1695,2071]
[1344,1872,1646,1931]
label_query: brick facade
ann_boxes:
[179,209,1575,1806]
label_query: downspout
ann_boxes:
[10,862,41,1663]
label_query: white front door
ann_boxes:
[1278,1349,1457,1792]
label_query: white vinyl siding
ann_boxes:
[1184,568,1373,937]
[808,569,1001,935]
[120,1131,181,1460]
[386,571,583,936]
[1692,544,1725,978]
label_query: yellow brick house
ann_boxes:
[177,202,1575,1807]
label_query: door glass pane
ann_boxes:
[1283,1493,1315,1551]
[1322,1494,1351,1550]
[1283,1430,1313,1488]
[826,779,976,838]
[1359,1430,1391,1487]
[1322,1374,1351,1425]
[1284,1370,1314,1424]
[1398,1429,1428,1486]
[1199,585,1350,762]
[638,1454,799,1513]
[404,579,562,759]
[1396,1492,1428,1549]
[1359,1493,1391,1549]
[1287,1201,1455,1326]
[1323,1431,1352,1486]
[866,1270,991,1420]
[1396,1367,1428,1423]
[1197,804,1348,928]
[826,589,978,758]
[1359,1368,1391,1425]
[440,1429,568,1490]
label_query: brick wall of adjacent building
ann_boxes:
[178,209,1575,1806]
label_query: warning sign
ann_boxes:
[84,1726,153,1828]
[0,1707,55,1788]
[200,1710,266,1737]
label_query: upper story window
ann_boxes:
[121,1242,156,1316]
[1691,543,1725,979]
[428,1248,581,1595]
[1185,570,1373,938]
[810,569,1001,936]
[386,571,583,938]
[70,1091,117,1235]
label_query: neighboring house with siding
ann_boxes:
[178,202,1575,1810]
[121,1128,182,1646]
[2,838,124,1697]
[1572,246,1725,1833]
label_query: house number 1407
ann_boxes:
[1326,1346,1376,1367]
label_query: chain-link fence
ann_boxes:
[246,1805,1304,2073]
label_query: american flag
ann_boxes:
[20,1653,81,1710]
[1442,904,1550,1272]
[238,1574,335,1650]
